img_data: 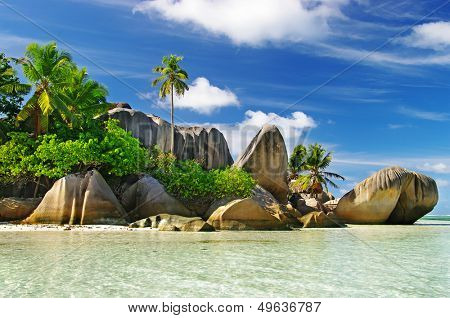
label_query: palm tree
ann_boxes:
[291,143,345,198]
[0,60,30,96]
[1,53,31,126]
[61,67,111,128]
[15,42,74,137]
[152,54,189,153]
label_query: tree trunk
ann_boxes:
[33,108,40,138]
[170,83,175,154]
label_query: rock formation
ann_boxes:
[23,170,128,225]
[299,211,343,228]
[234,124,289,203]
[106,107,233,169]
[129,214,214,231]
[335,166,438,224]
[153,214,214,232]
[207,186,300,230]
[121,176,195,221]
[0,197,42,222]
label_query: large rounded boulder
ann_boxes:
[335,167,438,224]
[234,124,289,203]
[0,198,42,222]
[23,170,128,225]
[207,186,301,230]
[121,176,195,221]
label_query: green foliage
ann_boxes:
[148,149,255,201]
[152,54,189,99]
[289,144,307,175]
[290,143,345,194]
[16,42,75,136]
[0,119,148,181]
[0,53,30,122]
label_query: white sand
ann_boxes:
[0,223,156,232]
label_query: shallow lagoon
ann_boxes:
[0,218,449,297]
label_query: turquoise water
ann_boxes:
[0,218,449,297]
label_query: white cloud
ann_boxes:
[133,0,350,46]
[436,178,449,187]
[419,163,450,174]
[388,124,412,129]
[315,42,450,66]
[201,110,316,157]
[398,106,450,121]
[69,0,139,7]
[400,22,450,51]
[0,33,39,57]
[174,77,239,114]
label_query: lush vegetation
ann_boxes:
[0,119,148,181]
[0,53,30,141]
[289,143,345,196]
[148,149,255,200]
[0,43,255,201]
[152,54,189,153]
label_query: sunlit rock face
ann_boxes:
[23,170,128,225]
[335,167,438,224]
[234,124,289,203]
[121,176,195,222]
[206,186,300,230]
[0,198,41,222]
[106,107,233,169]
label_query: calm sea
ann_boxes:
[1,217,449,297]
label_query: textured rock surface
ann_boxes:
[121,176,195,222]
[23,170,127,225]
[207,186,300,230]
[0,197,41,222]
[299,211,343,228]
[323,199,340,212]
[106,107,233,169]
[150,214,215,232]
[335,167,438,224]
[129,217,152,228]
[234,124,289,203]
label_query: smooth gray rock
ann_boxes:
[121,176,195,222]
[0,197,42,222]
[150,214,215,232]
[106,107,233,169]
[335,166,439,224]
[23,170,128,225]
[234,124,289,203]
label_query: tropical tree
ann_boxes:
[15,42,74,137]
[289,144,307,179]
[152,54,189,153]
[0,53,30,119]
[61,67,111,129]
[290,143,345,197]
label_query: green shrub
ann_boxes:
[149,150,255,201]
[0,119,255,201]
[0,119,149,181]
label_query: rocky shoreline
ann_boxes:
[0,106,439,231]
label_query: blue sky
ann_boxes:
[1,0,450,214]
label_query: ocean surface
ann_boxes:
[0,217,449,298]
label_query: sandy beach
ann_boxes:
[0,223,156,232]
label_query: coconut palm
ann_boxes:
[15,42,74,137]
[289,144,307,179]
[61,67,111,128]
[1,53,31,121]
[152,54,189,153]
[0,59,30,96]
[291,143,345,197]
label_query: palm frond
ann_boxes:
[17,92,39,122]
[323,171,345,180]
